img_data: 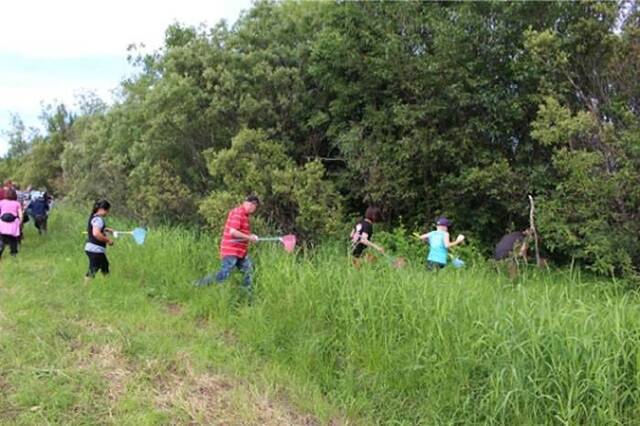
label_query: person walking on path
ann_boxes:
[419,217,465,270]
[0,188,23,258]
[211,195,260,289]
[29,194,50,234]
[84,200,114,279]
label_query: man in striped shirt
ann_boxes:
[214,195,260,288]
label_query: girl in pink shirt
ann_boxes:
[0,188,23,258]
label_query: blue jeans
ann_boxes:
[215,256,253,288]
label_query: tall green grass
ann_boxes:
[3,207,640,424]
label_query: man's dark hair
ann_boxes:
[246,194,261,206]
[365,206,383,223]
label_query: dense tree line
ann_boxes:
[2,0,639,277]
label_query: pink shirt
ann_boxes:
[0,199,22,237]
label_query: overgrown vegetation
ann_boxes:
[0,213,343,425]
[3,209,640,424]
[3,1,640,277]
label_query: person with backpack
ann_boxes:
[0,188,23,258]
[84,200,114,278]
[419,217,465,270]
[29,195,50,234]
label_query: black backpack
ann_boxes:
[0,213,17,223]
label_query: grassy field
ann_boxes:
[2,208,640,424]
[0,211,341,425]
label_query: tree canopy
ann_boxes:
[3,0,640,277]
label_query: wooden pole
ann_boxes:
[528,195,541,266]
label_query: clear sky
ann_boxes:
[0,0,253,155]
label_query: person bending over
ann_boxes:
[494,229,531,262]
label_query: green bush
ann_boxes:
[532,98,640,278]
[199,128,342,242]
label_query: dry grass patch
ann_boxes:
[166,303,183,316]
[153,353,323,425]
[219,329,239,346]
[76,343,131,402]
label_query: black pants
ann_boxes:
[86,251,109,277]
[34,215,48,234]
[0,234,18,257]
[427,261,445,271]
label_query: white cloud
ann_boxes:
[0,0,252,155]
[0,0,251,58]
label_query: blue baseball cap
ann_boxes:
[436,217,451,227]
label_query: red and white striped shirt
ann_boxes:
[219,205,251,258]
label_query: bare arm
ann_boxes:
[445,233,465,249]
[518,241,528,258]
[359,233,384,253]
[230,228,258,242]
[92,226,113,245]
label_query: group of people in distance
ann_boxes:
[349,205,537,272]
[81,191,536,288]
[0,180,52,259]
[211,198,472,288]
[349,206,466,270]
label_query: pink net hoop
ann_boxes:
[280,234,297,253]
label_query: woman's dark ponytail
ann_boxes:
[365,206,383,223]
[91,199,111,215]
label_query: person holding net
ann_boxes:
[350,206,385,268]
[207,195,261,289]
[84,199,114,279]
[419,217,465,270]
[194,194,296,288]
